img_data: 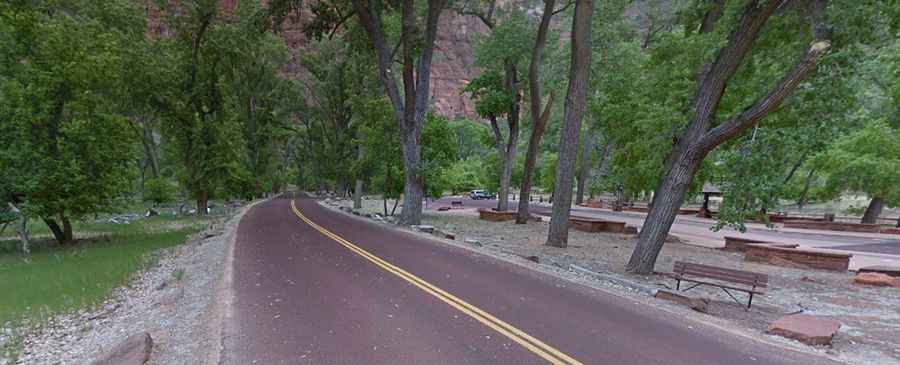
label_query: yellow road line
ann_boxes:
[289,200,583,365]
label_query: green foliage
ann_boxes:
[143,178,176,207]
[462,71,513,120]
[0,1,140,236]
[817,120,900,206]
[421,114,457,198]
[443,157,485,194]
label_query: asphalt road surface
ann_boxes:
[431,197,900,255]
[223,195,839,364]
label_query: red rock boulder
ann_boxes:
[767,314,840,346]
[853,272,900,287]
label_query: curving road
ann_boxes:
[222,195,840,364]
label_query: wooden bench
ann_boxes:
[450,200,464,208]
[568,216,626,233]
[671,261,768,309]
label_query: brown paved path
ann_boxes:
[223,195,840,364]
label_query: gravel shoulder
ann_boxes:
[327,196,900,365]
[10,199,264,365]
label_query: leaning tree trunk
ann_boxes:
[861,196,883,224]
[575,128,593,205]
[626,147,704,273]
[516,94,554,224]
[625,0,831,274]
[546,0,593,248]
[44,217,73,245]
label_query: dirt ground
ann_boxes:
[329,196,900,364]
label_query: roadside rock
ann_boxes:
[767,314,841,346]
[853,272,900,287]
[91,332,152,365]
[654,289,709,313]
[857,266,900,278]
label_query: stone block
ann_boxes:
[853,272,900,287]
[767,314,841,346]
[477,208,517,222]
[857,266,900,278]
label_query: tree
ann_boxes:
[545,0,594,248]
[463,7,535,211]
[817,120,900,223]
[517,0,562,224]
[0,0,140,244]
[626,0,832,273]
[351,0,448,225]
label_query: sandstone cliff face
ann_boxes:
[430,12,486,120]
[144,1,483,120]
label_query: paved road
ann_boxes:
[224,195,839,364]
[430,197,900,256]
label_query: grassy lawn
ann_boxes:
[0,214,209,327]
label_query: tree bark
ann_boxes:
[797,167,816,209]
[575,127,593,205]
[516,94,555,223]
[861,196,883,224]
[353,145,365,209]
[626,0,831,273]
[8,203,29,255]
[197,190,209,216]
[546,0,593,248]
[44,217,73,245]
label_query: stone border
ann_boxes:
[783,220,881,233]
[744,245,852,271]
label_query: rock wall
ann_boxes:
[143,0,482,120]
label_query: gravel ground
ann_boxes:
[5,200,262,365]
[328,196,900,365]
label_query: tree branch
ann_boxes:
[700,40,831,150]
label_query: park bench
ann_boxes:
[671,261,768,309]
[450,200,464,208]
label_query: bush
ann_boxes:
[143,178,175,206]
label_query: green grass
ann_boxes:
[0,215,208,327]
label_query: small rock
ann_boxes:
[853,272,900,287]
[437,206,451,211]
[92,332,153,365]
[623,226,638,235]
[464,238,482,247]
[414,225,434,233]
[767,314,841,346]
[525,256,540,264]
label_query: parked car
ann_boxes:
[469,190,497,200]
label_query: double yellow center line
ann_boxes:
[289,200,583,365]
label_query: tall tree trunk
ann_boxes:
[398,131,424,224]
[352,0,446,225]
[626,0,831,273]
[575,127,593,205]
[546,0,594,248]
[197,190,209,216]
[354,145,365,209]
[861,196,883,224]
